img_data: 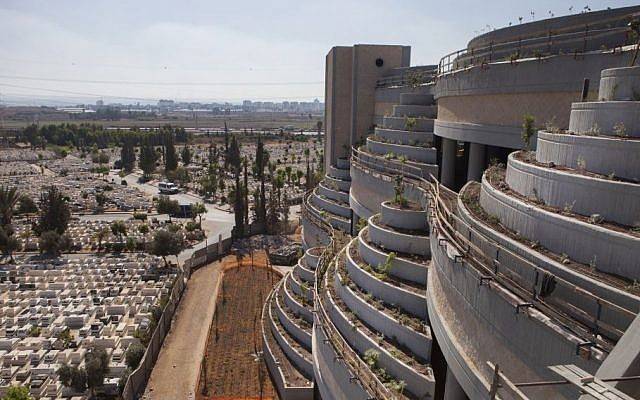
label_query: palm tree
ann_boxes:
[0,185,19,227]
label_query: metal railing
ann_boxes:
[351,146,633,349]
[438,23,633,75]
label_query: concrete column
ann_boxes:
[441,138,457,189]
[467,142,487,182]
[444,367,468,400]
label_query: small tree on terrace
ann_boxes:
[151,229,184,267]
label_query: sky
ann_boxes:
[0,0,637,105]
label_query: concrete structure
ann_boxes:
[263,6,640,400]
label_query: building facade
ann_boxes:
[262,6,640,400]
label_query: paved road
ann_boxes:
[142,260,222,400]
[108,171,235,264]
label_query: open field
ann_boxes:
[0,112,322,131]
[197,253,280,400]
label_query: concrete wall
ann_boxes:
[536,131,640,182]
[325,46,353,170]
[428,233,601,400]
[479,176,640,281]
[351,45,411,147]
[506,152,640,226]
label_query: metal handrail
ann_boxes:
[438,24,632,75]
[350,146,632,349]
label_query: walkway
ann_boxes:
[142,260,222,400]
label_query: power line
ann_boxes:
[0,82,323,103]
[0,74,324,87]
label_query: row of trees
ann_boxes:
[19,123,190,150]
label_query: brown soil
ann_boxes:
[197,253,281,400]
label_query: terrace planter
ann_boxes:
[368,216,430,257]
[380,200,428,231]
[344,239,427,319]
[358,230,427,285]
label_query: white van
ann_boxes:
[158,182,179,195]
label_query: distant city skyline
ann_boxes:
[0,0,636,105]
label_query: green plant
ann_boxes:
[521,114,535,149]
[393,176,408,208]
[613,122,628,137]
[377,252,396,279]
[404,117,417,130]
[576,155,587,171]
[363,349,380,369]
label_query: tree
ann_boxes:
[125,343,145,370]
[94,227,110,252]
[57,364,74,387]
[85,346,109,395]
[110,220,127,243]
[39,231,62,255]
[228,135,244,237]
[0,185,19,227]
[181,146,192,166]
[255,135,267,224]
[0,228,20,262]
[164,132,178,172]
[2,386,33,400]
[151,230,184,267]
[120,137,136,172]
[191,203,206,228]
[15,195,37,215]
[139,139,157,178]
[156,196,180,221]
[36,186,70,235]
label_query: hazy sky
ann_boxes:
[0,0,636,105]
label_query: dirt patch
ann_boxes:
[197,252,281,400]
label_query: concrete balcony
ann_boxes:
[506,152,640,226]
[312,315,371,400]
[289,269,313,304]
[458,182,638,336]
[311,190,351,219]
[367,215,430,257]
[318,181,349,204]
[374,127,434,146]
[383,115,434,132]
[275,282,312,350]
[327,165,351,181]
[336,157,350,169]
[428,233,604,400]
[358,229,428,285]
[324,256,435,399]
[399,93,434,105]
[380,200,428,231]
[480,173,640,281]
[392,104,437,118]
[305,199,351,233]
[569,101,640,137]
[366,137,437,164]
[334,260,432,360]
[303,247,322,271]
[282,277,313,324]
[323,174,351,193]
[262,289,313,400]
[344,239,427,319]
[536,131,640,182]
[301,215,331,249]
[295,260,315,285]
[268,287,314,378]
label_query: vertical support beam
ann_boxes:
[467,142,487,182]
[444,367,469,400]
[441,138,457,189]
